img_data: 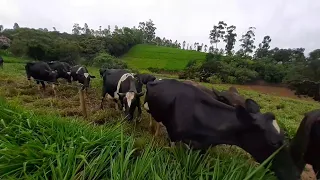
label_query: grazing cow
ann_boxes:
[144,79,283,160]
[134,74,156,85]
[289,109,320,179]
[0,56,3,69]
[182,80,245,107]
[99,68,123,78]
[213,86,246,107]
[25,62,58,95]
[182,80,219,99]
[100,69,144,121]
[48,61,72,83]
[70,65,96,90]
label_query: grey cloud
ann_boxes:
[0,0,319,54]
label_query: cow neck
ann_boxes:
[115,73,134,98]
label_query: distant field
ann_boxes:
[123,44,206,70]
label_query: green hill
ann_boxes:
[122,44,206,71]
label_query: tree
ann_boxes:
[209,25,219,49]
[13,23,20,29]
[187,43,189,50]
[183,41,186,49]
[209,21,227,51]
[0,25,3,32]
[82,23,91,35]
[224,25,237,55]
[72,23,81,35]
[138,19,156,43]
[217,21,227,46]
[255,35,272,58]
[239,27,256,56]
[309,49,320,60]
[204,45,208,52]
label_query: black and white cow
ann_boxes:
[48,61,72,83]
[143,79,300,180]
[25,62,58,95]
[100,69,144,121]
[0,56,3,69]
[70,65,96,90]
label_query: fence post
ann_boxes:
[79,88,87,118]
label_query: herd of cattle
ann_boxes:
[0,58,319,180]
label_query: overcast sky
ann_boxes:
[1,0,319,54]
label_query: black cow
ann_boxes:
[100,69,144,121]
[289,109,320,179]
[48,61,72,83]
[213,86,246,107]
[70,65,96,89]
[99,68,123,78]
[25,62,58,95]
[144,79,283,160]
[134,73,156,85]
[143,79,299,180]
[0,56,3,69]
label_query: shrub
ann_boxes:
[92,52,127,69]
[208,75,222,84]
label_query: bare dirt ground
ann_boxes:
[228,84,314,101]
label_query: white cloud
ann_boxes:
[0,0,319,54]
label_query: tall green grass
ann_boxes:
[123,44,206,70]
[0,98,276,179]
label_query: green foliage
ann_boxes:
[92,52,127,69]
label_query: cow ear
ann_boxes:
[245,99,260,113]
[90,75,96,78]
[118,93,126,99]
[235,105,255,124]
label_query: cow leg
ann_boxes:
[137,98,142,122]
[41,81,46,91]
[149,114,153,129]
[36,81,41,90]
[154,122,162,137]
[52,84,56,97]
[100,92,106,109]
[113,99,119,111]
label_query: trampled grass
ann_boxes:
[122,44,206,70]
[0,56,320,179]
[0,98,276,179]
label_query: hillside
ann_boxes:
[123,44,206,70]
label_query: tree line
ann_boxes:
[0,20,320,88]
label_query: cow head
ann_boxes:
[134,74,156,85]
[235,99,284,163]
[118,91,144,121]
[63,71,72,83]
[78,72,96,88]
[46,70,58,84]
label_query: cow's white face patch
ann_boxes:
[67,72,71,75]
[84,73,89,78]
[143,102,149,110]
[272,120,281,134]
[126,92,135,108]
